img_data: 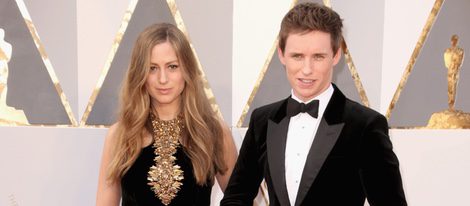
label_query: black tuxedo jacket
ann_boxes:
[221,85,407,206]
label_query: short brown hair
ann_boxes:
[278,2,343,55]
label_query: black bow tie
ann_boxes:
[286,98,319,118]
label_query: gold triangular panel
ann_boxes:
[388,0,470,129]
[0,0,76,126]
[334,41,366,106]
[83,0,176,126]
[174,0,232,123]
[239,46,290,128]
[167,0,222,120]
[83,0,221,126]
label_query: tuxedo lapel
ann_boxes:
[294,118,344,206]
[267,117,291,206]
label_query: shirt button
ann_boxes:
[297,153,300,156]
[296,180,299,183]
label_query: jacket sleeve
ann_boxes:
[359,114,407,206]
[220,109,265,206]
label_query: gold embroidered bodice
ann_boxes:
[147,113,185,205]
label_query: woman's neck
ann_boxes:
[153,102,181,121]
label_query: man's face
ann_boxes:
[278,30,340,102]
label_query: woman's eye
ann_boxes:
[168,64,179,70]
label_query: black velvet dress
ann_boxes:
[121,144,212,206]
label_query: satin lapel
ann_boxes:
[294,118,345,206]
[267,117,291,206]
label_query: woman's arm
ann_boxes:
[96,124,122,206]
[215,123,238,192]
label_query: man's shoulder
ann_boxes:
[251,98,288,120]
[255,98,286,112]
[343,98,386,121]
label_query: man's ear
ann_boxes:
[278,46,286,66]
[332,47,341,66]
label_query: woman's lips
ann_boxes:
[157,88,171,94]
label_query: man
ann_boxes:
[221,3,407,206]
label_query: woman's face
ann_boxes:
[145,41,185,112]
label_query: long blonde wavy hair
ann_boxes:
[107,23,227,185]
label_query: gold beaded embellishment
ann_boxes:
[147,113,185,205]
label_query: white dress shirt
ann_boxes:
[285,84,334,205]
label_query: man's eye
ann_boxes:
[313,55,325,60]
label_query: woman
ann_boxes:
[96,23,237,206]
